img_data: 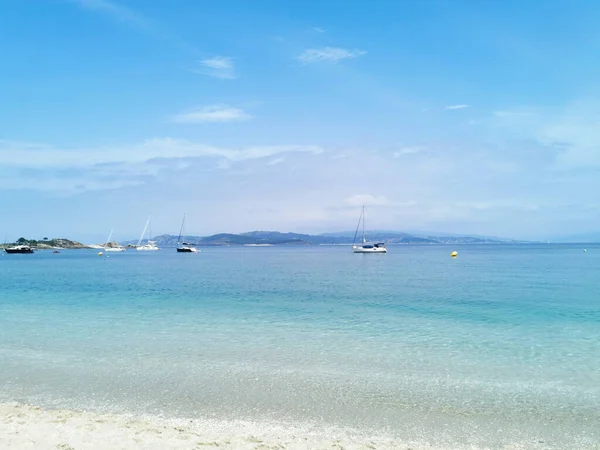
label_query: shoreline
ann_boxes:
[0,402,406,450]
[0,402,568,450]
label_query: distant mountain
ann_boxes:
[323,230,521,243]
[120,230,514,247]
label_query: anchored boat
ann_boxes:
[176,214,199,253]
[351,205,387,254]
[5,245,34,254]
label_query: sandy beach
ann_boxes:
[0,402,564,450]
[0,402,408,450]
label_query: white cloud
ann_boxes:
[453,200,539,212]
[345,194,389,207]
[196,56,236,79]
[393,146,425,158]
[201,56,233,70]
[445,104,470,110]
[491,105,600,168]
[298,47,366,64]
[493,110,537,118]
[0,139,324,193]
[266,157,285,166]
[0,139,323,169]
[312,27,326,33]
[171,105,251,123]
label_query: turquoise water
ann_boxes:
[1,245,599,447]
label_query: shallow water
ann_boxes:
[1,245,599,448]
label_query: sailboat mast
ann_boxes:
[178,214,186,245]
[362,205,366,243]
[106,229,113,247]
[353,206,364,244]
[137,220,148,247]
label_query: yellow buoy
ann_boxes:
[450,251,458,257]
[98,252,103,256]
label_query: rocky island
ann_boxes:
[1,237,90,250]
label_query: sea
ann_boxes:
[0,244,599,449]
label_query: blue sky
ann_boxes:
[1,0,600,242]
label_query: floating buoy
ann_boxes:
[98,252,103,256]
[450,251,458,257]
[583,249,587,253]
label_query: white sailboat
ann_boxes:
[352,205,387,254]
[136,219,159,251]
[104,229,125,252]
[176,214,199,253]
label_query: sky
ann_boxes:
[1,0,600,242]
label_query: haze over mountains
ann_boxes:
[123,230,526,247]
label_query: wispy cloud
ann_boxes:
[445,104,470,110]
[312,26,326,33]
[171,105,251,123]
[0,139,323,192]
[393,146,425,158]
[452,200,540,212]
[266,157,286,166]
[345,194,389,207]
[70,0,198,53]
[0,139,322,169]
[71,0,153,31]
[491,105,600,168]
[195,56,236,79]
[298,47,366,64]
[493,110,537,118]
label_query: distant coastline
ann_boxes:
[121,230,530,247]
[1,230,534,250]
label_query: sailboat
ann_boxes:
[352,205,387,253]
[176,214,199,253]
[104,229,125,252]
[136,218,159,251]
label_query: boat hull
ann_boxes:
[105,248,125,252]
[5,248,35,254]
[136,247,159,251]
[177,247,198,253]
[352,245,387,254]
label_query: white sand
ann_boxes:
[0,402,566,450]
[0,402,413,450]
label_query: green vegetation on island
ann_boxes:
[1,237,89,249]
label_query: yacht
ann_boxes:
[176,214,199,253]
[352,205,387,254]
[104,229,125,252]
[5,245,35,254]
[136,219,160,251]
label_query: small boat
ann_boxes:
[5,245,35,254]
[53,250,61,254]
[136,218,160,251]
[176,214,199,253]
[352,205,387,254]
[104,229,125,252]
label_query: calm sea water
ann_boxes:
[1,245,599,447]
